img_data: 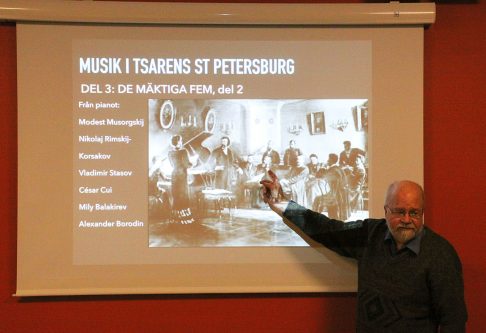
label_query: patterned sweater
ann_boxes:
[283,201,467,333]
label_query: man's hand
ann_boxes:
[260,170,288,216]
[260,170,282,203]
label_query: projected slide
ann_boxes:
[71,38,370,258]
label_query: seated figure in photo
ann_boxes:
[280,154,309,206]
[305,153,330,209]
[348,153,367,212]
[306,153,324,177]
[313,153,350,220]
[148,155,171,220]
[248,155,274,208]
[235,155,254,207]
[339,140,364,179]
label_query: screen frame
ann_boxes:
[0,1,435,26]
[13,2,429,296]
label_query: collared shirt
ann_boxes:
[384,228,426,256]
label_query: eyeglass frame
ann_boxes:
[385,206,423,219]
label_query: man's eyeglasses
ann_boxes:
[386,207,423,219]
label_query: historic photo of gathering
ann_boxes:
[148,99,368,247]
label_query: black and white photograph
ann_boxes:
[148,99,369,247]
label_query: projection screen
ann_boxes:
[13,2,432,296]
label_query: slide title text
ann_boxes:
[79,57,295,75]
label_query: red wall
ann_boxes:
[1,1,485,332]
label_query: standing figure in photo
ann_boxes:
[283,139,303,168]
[211,136,237,190]
[339,140,366,170]
[168,135,196,224]
[261,140,281,166]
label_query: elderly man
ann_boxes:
[261,172,467,333]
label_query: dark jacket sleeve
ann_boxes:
[282,200,369,259]
[428,240,468,332]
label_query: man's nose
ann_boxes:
[401,213,412,223]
